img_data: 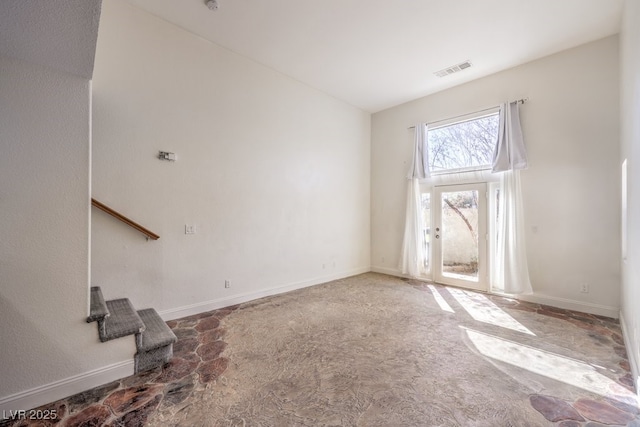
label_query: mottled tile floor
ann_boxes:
[2,273,638,426]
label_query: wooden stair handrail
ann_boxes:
[91,198,160,240]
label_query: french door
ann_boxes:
[424,183,488,291]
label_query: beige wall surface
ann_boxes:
[0,55,134,406]
[620,0,640,391]
[371,36,621,316]
[91,0,371,316]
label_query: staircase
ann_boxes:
[87,287,177,374]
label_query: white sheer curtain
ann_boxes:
[492,102,532,295]
[400,123,429,277]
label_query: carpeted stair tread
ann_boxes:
[87,294,175,373]
[136,308,177,352]
[87,286,109,323]
[99,299,145,342]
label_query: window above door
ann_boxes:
[428,111,500,175]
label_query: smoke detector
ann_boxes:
[434,61,472,78]
[206,0,219,10]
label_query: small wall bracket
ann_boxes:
[159,151,176,161]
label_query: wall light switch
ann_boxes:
[185,225,196,235]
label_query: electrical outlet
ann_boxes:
[185,225,196,235]
[224,280,230,289]
[580,283,589,293]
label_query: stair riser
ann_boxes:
[88,286,109,323]
[135,333,142,350]
[97,320,107,342]
[135,344,174,374]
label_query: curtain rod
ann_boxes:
[407,98,529,129]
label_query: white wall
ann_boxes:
[91,0,371,317]
[0,55,134,410]
[620,0,640,391]
[371,36,620,317]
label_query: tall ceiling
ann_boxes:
[0,0,622,112]
[123,0,623,112]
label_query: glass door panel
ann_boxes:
[433,183,487,291]
[441,189,479,280]
[420,192,431,273]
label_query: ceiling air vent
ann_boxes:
[434,61,472,78]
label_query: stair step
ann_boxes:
[135,308,177,373]
[87,286,109,323]
[136,308,177,352]
[87,291,177,373]
[98,299,145,343]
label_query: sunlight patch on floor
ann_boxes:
[448,287,535,335]
[427,285,455,313]
[464,327,638,403]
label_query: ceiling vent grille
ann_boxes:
[434,61,472,78]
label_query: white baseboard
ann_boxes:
[620,310,639,395]
[370,265,620,318]
[0,360,134,414]
[158,267,371,321]
[371,266,410,278]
